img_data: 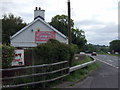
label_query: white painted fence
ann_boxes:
[70,56,96,72]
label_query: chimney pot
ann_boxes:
[35,7,37,10]
[34,7,45,20]
[39,7,41,10]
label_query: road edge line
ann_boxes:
[97,59,118,69]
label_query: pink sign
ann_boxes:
[35,31,56,42]
[12,50,24,66]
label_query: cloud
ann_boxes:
[0,0,118,45]
[83,23,118,45]
[75,20,104,26]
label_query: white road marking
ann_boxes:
[109,60,113,62]
[96,59,118,69]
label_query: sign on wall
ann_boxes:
[12,50,24,66]
[35,31,56,42]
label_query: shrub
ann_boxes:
[47,39,61,44]
[2,44,15,68]
[70,44,79,54]
[33,39,74,66]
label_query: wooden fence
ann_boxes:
[1,56,96,88]
[2,61,69,88]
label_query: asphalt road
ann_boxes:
[68,54,119,88]
[96,54,119,68]
[54,54,119,88]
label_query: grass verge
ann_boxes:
[65,61,100,82]
[72,55,92,66]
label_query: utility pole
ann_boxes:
[68,0,71,44]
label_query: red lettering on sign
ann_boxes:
[35,31,56,42]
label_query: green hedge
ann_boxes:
[70,44,79,54]
[33,39,74,66]
[1,40,77,68]
[2,44,15,68]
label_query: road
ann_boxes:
[54,54,119,88]
[96,54,118,69]
[68,54,119,88]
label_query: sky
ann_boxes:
[0,0,119,46]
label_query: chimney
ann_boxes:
[34,7,45,20]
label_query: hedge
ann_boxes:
[2,39,78,68]
[33,39,74,66]
[2,44,15,68]
[70,44,79,54]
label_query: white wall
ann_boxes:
[11,20,68,47]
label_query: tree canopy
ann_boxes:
[2,13,27,44]
[85,44,109,53]
[109,40,120,53]
[49,15,74,36]
[49,14,87,51]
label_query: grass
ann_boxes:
[65,56,101,82]
[72,55,93,66]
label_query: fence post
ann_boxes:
[32,49,35,88]
[42,66,45,88]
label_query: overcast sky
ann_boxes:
[0,0,119,46]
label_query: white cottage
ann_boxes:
[10,7,68,48]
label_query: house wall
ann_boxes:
[11,20,68,47]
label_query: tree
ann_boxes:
[49,14,87,51]
[71,28,87,51]
[85,44,98,53]
[2,13,27,44]
[109,40,120,53]
[49,15,74,36]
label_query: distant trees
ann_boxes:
[85,44,109,53]
[2,13,27,44]
[109,40,120,53]
[49,14,87,51]
[85,44,98,53]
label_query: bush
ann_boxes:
[2,44,15,68]
[47,39,61,44]
[70,44,79,54]
[33,39,74,66]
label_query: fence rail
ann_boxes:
[70,56,96,72]
[3,74,69,88]
[2,67,69,80]
[2,56,96,88]
[1,61,68,71]
[2,61,69,88]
